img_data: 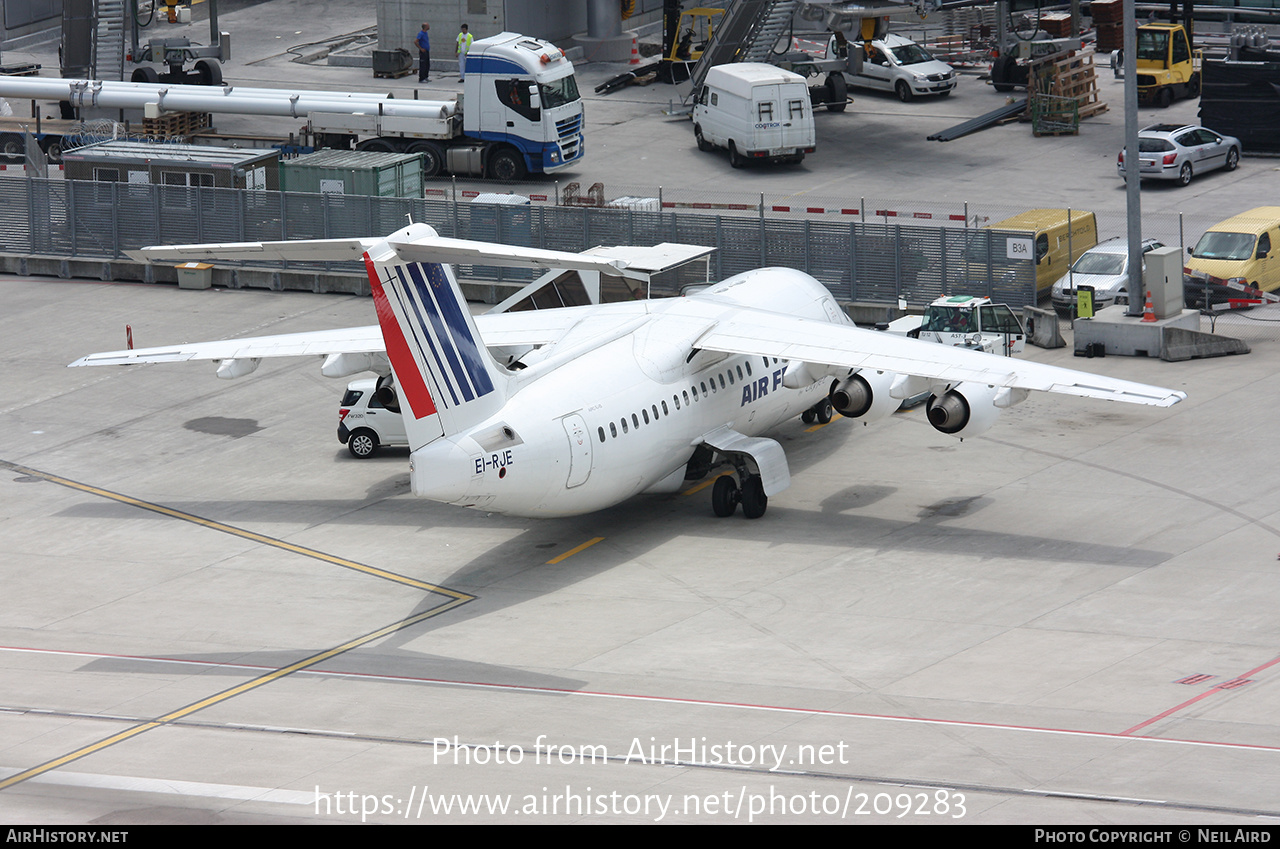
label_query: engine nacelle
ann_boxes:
[829,370,899,422]
[375,374,401,412]
[925,382,1003,438]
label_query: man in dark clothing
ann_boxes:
[415,23,431,82]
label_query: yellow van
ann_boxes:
[987,209,1098,296]
[1185,207,1280,292]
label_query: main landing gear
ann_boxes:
[800,399,833,425]
[711,473,768,519]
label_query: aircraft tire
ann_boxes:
[815,399,833,424]
[712,475,739,517]
[740,476,767,519]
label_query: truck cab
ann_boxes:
[462,32,585,179]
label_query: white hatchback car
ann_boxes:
[848,34,957,101]
[1051,238,1165,313]
[337,378,407,458]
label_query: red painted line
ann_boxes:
[875,209,897,217]
[528,194,548,201]
[1122,653,1280,735]
[806,206,825,214]
[913,212,933,219]
[5,644,1280,754]
[840,208,859,215]
[771,205,790,212]
[948,214,967,221]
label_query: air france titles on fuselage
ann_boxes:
[741,366,787,407]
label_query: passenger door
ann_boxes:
[856,44,892,90]
[562,413,592,488]
[753,85,783,152]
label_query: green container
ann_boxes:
[279,149,425,197]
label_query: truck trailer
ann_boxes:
[0,32,584,180]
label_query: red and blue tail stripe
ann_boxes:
[366,253,496,423]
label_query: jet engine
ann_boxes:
[828,370,898,422]
[925,382,1012,438]
[375,374,400,412]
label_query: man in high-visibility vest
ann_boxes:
[456,25,473,82]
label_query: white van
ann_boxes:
[692,63,816,167]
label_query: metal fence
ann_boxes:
[0,175,1040,309]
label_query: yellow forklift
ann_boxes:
[1134,22,1201,107]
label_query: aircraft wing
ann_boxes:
[695,310,1186,407]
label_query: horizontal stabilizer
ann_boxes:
[69,326,385,368]
[127,233,638,277]
[126,239,378,264]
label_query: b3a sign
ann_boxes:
[1006,237,1034,261]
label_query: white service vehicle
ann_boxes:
[846,34,957,101]
[338,378,408,458]
[886,295,1026,355]
[692,63,816,167]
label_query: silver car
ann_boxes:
[1051,238,1165,312]
[1117,124,1241,187]
[848,34,957,101]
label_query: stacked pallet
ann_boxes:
[1091,0,1125,53]
[1039,12,1074,38]
[140,111,213,141]
[1038,50,1107,117]
[1026,50,1108,134]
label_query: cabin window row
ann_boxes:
[594,358,780,444]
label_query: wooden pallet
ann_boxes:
[140,111,213,140]
[1032,50,1108,123]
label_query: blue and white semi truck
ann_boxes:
[0,32,584,179]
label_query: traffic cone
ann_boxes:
[629,36,640,65]
[1141,290,1156,322]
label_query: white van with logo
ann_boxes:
[693,63,816,167]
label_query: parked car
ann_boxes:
[1051,238,1165,313]
[1117,124,1241,187]
[847,34,957,101]
[338,378,407,458]
[1185,206,1280,294]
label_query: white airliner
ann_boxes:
[72,223,1186,520]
